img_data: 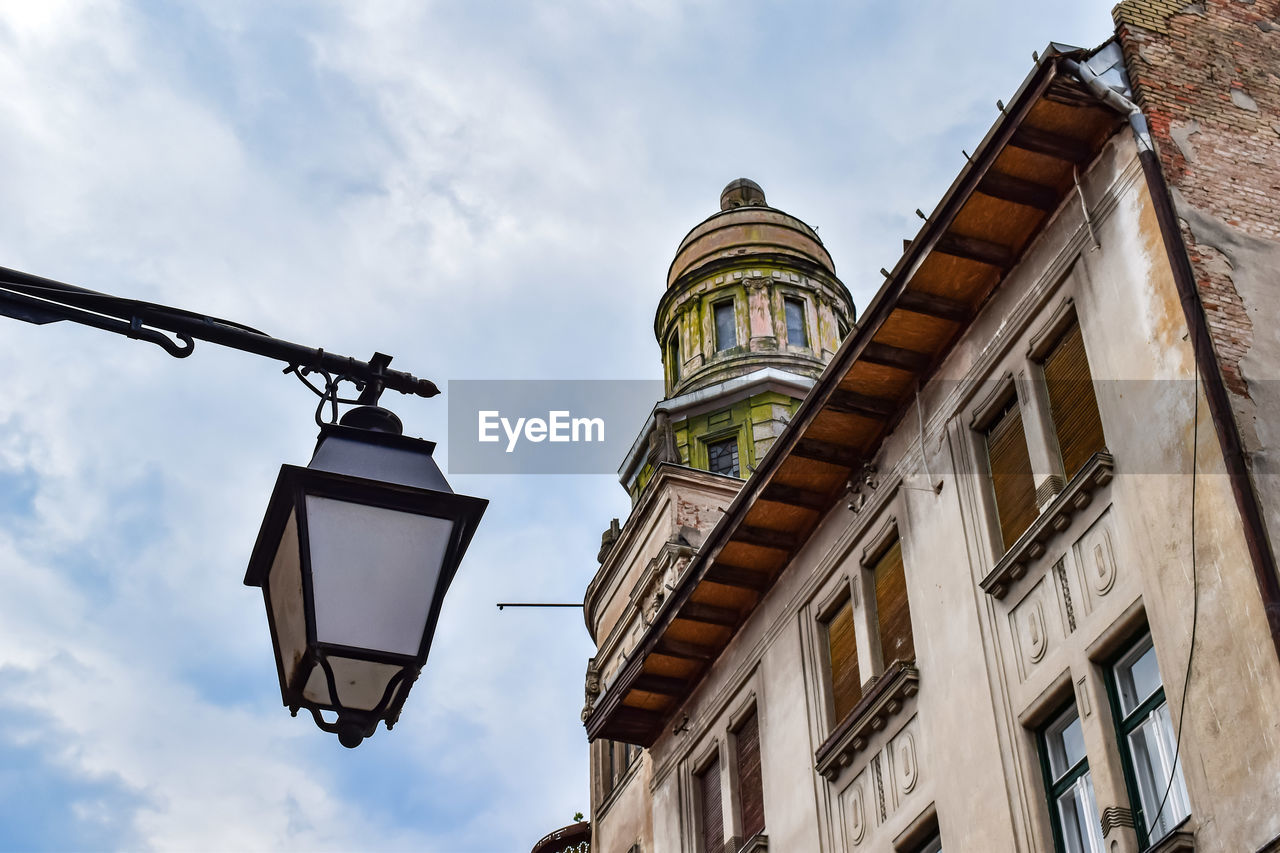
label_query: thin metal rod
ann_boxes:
[496,602,583,610]
[1073,165,1101,252]
[915,383,941,493]
[0,265,439,399]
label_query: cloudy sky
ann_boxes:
[0,1,1118,850]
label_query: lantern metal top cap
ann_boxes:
[339,405,403,434]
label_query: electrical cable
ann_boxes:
[1148,325,1201,836]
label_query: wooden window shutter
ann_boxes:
[698,756,723,853]
[734,708,765,840]
[1043,321,1106,481]
[986,399,1038,551]
[824,596,862,722]
[873,539,914,668]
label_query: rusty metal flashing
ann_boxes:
[586,45,1114,745]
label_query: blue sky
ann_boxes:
[0,1,1117,850]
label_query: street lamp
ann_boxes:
[0,265,486,748]
[245,405,486,748]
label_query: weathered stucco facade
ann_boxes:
[579,5,1280,853]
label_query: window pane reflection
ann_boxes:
[1055,772,1104,853]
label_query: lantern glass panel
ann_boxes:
[305,495,455,656]
[267,510,306,688]
[302,657,406,712]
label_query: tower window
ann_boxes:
[714,300,737,352]
[667,330,681,383]
[785,297,808,347]
[707,437,739,477]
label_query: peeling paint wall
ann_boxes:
[1115,0,1280,568]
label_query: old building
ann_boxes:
[581,3,1280,852]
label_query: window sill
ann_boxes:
[814,660,919,779]
[1145,823,1195,853]
[981,451,1114,599]
[732,833,768,853]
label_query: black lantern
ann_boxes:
[244,406,487,748]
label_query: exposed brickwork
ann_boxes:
[1114,0,1280,396]
[1114,0,1196,34]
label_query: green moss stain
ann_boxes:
[626,388,808,502]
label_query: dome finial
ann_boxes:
[720,178,766,211]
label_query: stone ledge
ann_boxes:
[981,451,1114,599]
[1147,826,1195,853]
[730,833,768,853]
[814,661,919,779]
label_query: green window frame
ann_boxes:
[1038,703,1104,853]
[1104,632,1191,848]
[707,436,740,478]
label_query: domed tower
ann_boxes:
[620,179,855,501]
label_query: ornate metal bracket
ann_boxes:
[0,265,439,421]
[846,462,880,513]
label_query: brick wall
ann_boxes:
[1114,0,1280,397]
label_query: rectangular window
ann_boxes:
[605,739,615,796]
[1040,704,1104,853]
[697,755,723,853]
[600,739,641,801]
[1042,320,1106,481]
[914,834,943,853]
[823,594,862,723]
[708,437,740,478]
[784,297,808,347]
[668,331,681,383]
[986,395,1038,551]
[715,300,737,351]
[1108,633,1190,846]
[872,539,914,668]
[733,707,765,841]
